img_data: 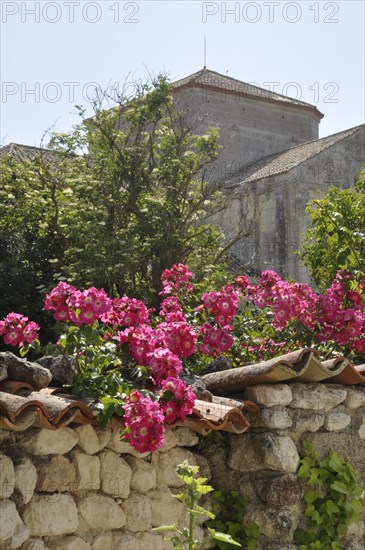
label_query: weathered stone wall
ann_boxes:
[222,124,365,281]
[1,383,364,550]
[175,87,320,174]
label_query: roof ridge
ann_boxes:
[228,123,365,186]
[172,67,320,110]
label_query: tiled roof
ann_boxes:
[226,124,365,187]
[202,348,365,394]
[172,68,323,117]
[0,349,364,436]
[0,142,72,168]
[0,380,255,435]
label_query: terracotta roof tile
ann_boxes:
[202,348,365,394]
[0,349,363,436]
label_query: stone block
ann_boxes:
[324,412,352,431]
[74,425,100,455]
[345,388,365,409]
[359,420,365,440]
[290,384,346,410]
[256,474,303,506]
[0,453,15,499]
[244,384,292,407]
[252,408,292,429]
[99,450,131,498]
[304,433,365,474]
[77,493,126,531]
[148,486,184,526]
[72,452,100,491]
[228,433,300,473]
[173,427,199,447]
[106,429,149,457]
[290,409,325,433]
[122,492,152,532]
[124,456,157,493]
[19,428,79,455]
[23,494,78,537]
[21,539,49,550]
[91,534,114,550]
[113,532,164,550]
[14,458,37,504]
[154,448,197,487]
[0,499,29,548]
[36,456,76,492]
[93,427,111,450]
[48,536,90,549]
[245,505,299,540]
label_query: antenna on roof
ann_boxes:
[203,36,207,69]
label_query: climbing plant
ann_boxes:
[294,440,363,550]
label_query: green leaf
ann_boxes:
[208,528,242,547]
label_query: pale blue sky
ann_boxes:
[1,0,364,146]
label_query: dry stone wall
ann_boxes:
[0,382,364,550]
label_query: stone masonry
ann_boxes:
[0,383,364,550]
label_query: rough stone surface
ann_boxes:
[244,384,292,407]
[122,492,152,532]
[173,427,200,447]
[107,430,149,457]
[290,409,325,432]
[0,499,29,548]
[74,425,100,455]
[99,450,131,498]
[252,408,292,429]
[20,540,48,550]
[0,352,52,389]
[20,428,79,455]
[290,383,347,410]
[359,421,365,440]
[345,388,365,409]
[245,505,299,540]
[14,458,37,504]
[113,532,164,550]
[72,452,100,491]
[91,535,114,550]
[48,536,90,550]
[148,487,184,527]
[324,412,352,431]
[77,493,126,531]
[23,494,78,537]
[124,456,157,493]
[154,448,197,487]
[93,427,111,450]
[36,456,76,492]
[304,433,365,474]
[256,474,303,506]
[0,453,15,499]
[229,433,300,473]
[36,355,77,386]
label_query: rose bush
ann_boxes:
[1,263,365,452]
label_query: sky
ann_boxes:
[0,0,364,147]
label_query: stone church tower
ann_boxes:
[172,69,365,281]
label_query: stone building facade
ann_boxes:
[173,69,365,281]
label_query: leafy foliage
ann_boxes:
[154,460,241,550]
[294,440,364,550]
[300,167,365,288]
[205,490,260,550]
[1,75,246,339]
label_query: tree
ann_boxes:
[0,76,245,323]
[299,167,365,288]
